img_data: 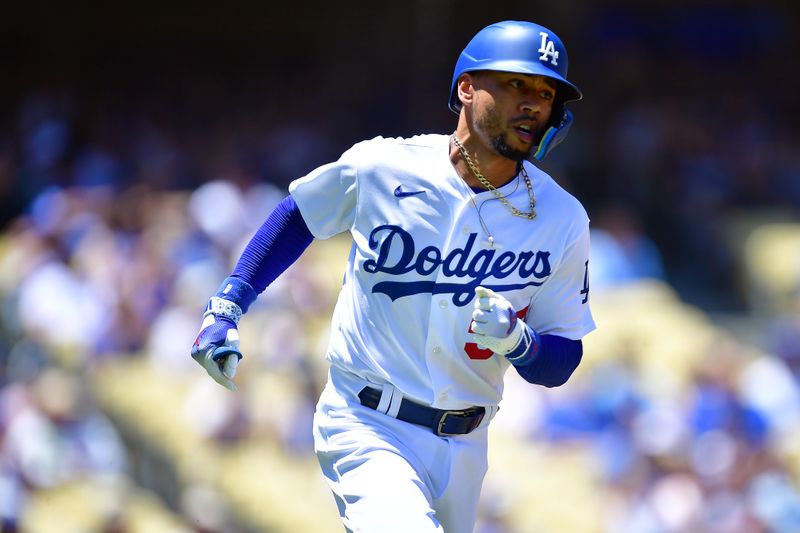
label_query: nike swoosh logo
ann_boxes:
[394,185,425,198]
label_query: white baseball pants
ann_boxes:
[313,366,491,533]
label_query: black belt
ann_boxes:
[358,386,486,437]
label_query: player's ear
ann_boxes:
[456,72,477,108]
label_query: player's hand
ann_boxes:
[471,286,529,357]
[191,277,258,391]
[191,309,243,391]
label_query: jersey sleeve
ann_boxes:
[527,214,596,340]
[288,149,360,239]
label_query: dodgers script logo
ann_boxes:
[538,31,559,66]
[362,225,551,306]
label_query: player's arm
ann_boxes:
[472,201,595,387]
[509,335,581,387]
[471,286,583,387]
[191,195,314,390]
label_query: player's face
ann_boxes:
[469,72,557,161]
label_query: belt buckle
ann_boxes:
[435,408,486,437]
[436,410,466,437]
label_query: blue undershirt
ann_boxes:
[514,335,583,387]
[231,195,314,293]
[230,194,583,388]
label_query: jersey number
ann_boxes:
[463,305,530,360]
[580,260,590,304]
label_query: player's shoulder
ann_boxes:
[343,134,447,161]
[526,162,590,225]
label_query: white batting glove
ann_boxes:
[471,286,534,359]
[192,313,242,391]
[191,277,258,392]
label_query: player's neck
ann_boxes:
[450,133,520,190]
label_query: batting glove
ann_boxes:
[471,286,540,365]
[191,276,257,391]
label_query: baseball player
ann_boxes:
[192,20,595,532]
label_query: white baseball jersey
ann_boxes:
[289,134,595,410]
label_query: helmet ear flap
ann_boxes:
[531,108,574,162]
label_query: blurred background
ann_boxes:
[1,1,800,532]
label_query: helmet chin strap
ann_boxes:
[531,109,574,161]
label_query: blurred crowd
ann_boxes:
[1,4,800,532]
[501,302,800,532]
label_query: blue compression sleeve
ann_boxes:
[231,195,314,294]
[511,335,583,388]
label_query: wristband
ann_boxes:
[215,276,258,313]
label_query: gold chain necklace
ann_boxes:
[452,134,536,220]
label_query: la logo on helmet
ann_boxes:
[538,32,559,66]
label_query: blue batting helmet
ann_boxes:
[448,20,583,160]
